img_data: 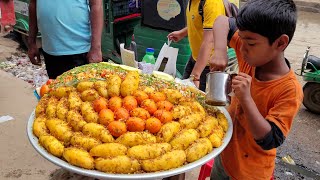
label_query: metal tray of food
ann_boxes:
[27,106,232,180]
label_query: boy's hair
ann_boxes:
[236,0,297,45]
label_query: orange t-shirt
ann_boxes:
[220,31,303,179]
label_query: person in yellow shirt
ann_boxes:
[168,0,225,91]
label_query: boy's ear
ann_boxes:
[274,35,289,51]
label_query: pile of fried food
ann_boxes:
[33,70,228,174]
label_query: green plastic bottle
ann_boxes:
[142,48,156,64]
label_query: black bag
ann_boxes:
[198,0,239,22]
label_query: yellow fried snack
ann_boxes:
[46,96,58,118]
[76,81,94,92]
[33,117,49,138]
[217,112,228,132]
[127,143,172,160]
[180,101,206,118]
[107,74,122,97]
[82,123,114,143]
[66,110,87,132]
[56,97,69,120]
[52,86,74,99]
[162,89,182,104]
[80,102,99,123]
[81,89,99,102]
[90,143,127,158]
[212,125,224,139]
[170,129,199,150]
[179,113,203,129]
[208,133,222,148]
[63,147,94,169]
[141,150,186,172]
[116,132,156,147]
[45,118,73,144]
[39,135,64,157]
[35,95,49,117]
[172,105,192,120]
[185,138,212,162]
[95,156,141,174]
[198,116,219,138]
[156,121,180,143]
[120,71,139,97]
[68,91,82,111]
[143,86,155,95]
[93,80,107,90]
[95,82,108,98]
[70,132,101,151]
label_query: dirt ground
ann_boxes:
[0,11,319,180]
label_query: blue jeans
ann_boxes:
[183,56,210,92]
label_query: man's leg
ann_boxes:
[43,51,88,79]
[182,56,195,80]
[210,156,230,180]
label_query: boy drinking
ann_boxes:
[209,0,303,179]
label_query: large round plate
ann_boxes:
[27,107,233,180]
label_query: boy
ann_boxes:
[209,0,303,179]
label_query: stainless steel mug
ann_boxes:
[205,72,236,106]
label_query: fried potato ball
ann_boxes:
[33,117,49,138]
[115,132,156,147]
[179,113,203,129]
[35,95,49,117]
[68,91,82,111]
[39,135,64,157]
[70,132,101,151]
[127,143,171,160]
[52,86,74,99]
[162,89,182,104]
[108,96,122,111]
[170,129,199,150]
[81,89,99,102]
[46,118,73,144]
[82,123,114,143]
[76,81,94,92]
[145,117,162,134]
[153,110,173,123]
[66,110,87,132]
[89,143,127,158]
[208,133,222,148]
[63,147,94,169]
[122,96,138,111]
[120,71,140,97]
[46,96,58,118]
[172,105,192,120]
[180,101,206,118]
[107,121,127,137]
[198,116,219,138]
[149,92,166,102]
[95,156,141,173]
[141,150,186,172]
[92,97,108,113]
[107,74,122,97]
[212,125,224,139]
[56,97,69,120]
[140,99,157,115]
[156,121,180,143]
[81,102,99,123]
[126,117,145,132]
[217,112,228,132]
[185,138,212,162]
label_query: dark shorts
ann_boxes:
[183,56,210,92]
[43,51,88,79]
[210,155,230,180]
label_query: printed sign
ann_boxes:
[14,0,29,16]
[157,0,181,21]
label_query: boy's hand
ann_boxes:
[209,49,228,72]
[232,73,252,102]
[87,47,102,63]
[28,43,41,66]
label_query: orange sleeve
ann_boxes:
[265,81,303,136]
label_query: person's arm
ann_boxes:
[209,16,229,72]
[87,0,103,63]
[28,0,41,65]
[167,27,188,43]
[190,30,213,87]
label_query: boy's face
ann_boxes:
[238,30,280,67]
